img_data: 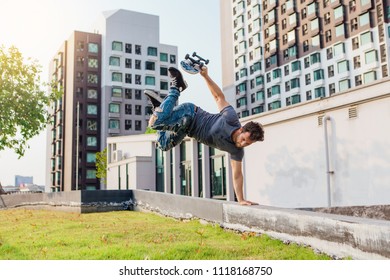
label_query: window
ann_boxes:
[355,75,362,86]
[87,136,97,147]
[329,83,336,94]
[314,69,324,81]
[334,5,343,20]
[125,120,132,130]
[352,37,359,50]
[125,104,132,115]
[328,65,334,77]
[109,119,120,129]
[236,97,247,108]
[284,65,290,75]
[291,78,300,89]
[112,87,122,98]
[268,101,281,110]
[88,57,98,68]
[311,18,319,31]
[271,85,280,96]
[305,73,311,85]
[307,2,316,16]
[359,12,370,27]
[147,47,158,56]
[88,43,98,53]
[160,53,168,62]
[337,60,349,73]
[314,87,325,98]
[125,58,132,68]
[125,43,132,53]
[87,89,98,99]
[160,81,168,90]
[334,43,345,56]
[109,56,120,66]
[87,120,97,131]
[135,120,142,131]
[109,103,120,113]
[86,169,96,179]
[125,73,132,84]
[125,89,132,99]
[256,75,264,86]
[135,60,141,70]
[339,79,350,91]
[365,50,378,64]
[112,72,122,82]
[86,153,96,163]
[135,105,142,115]
[325,30,332,42]
[354,56,361,69]
[170,55,176,64]
[88,74,98,84]
[112,41,123,51]
[360,31,372,45]
[135,45,141,54]
[145,76,155,85]
[304,57,310,68]
[272,68,281,79]
[291,61,300,72]
[363,71,376,84]
[310,53,321,64]
[160,67,168,76]
[312,35,320,47]
[145,61,155,70]
[87,104,97,115]
[335,24,345,37]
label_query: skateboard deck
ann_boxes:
[180,52,209,75]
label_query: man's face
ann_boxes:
[235,131,255,148]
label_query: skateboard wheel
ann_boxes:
[185,54,190,59]
[192,52,197,57]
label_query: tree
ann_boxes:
[96,148,107,184]
[0,46,61,157]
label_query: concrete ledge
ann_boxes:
[1,190,390,259]
[0,190,133,213]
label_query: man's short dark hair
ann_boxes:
[242,121,264,142]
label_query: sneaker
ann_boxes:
[168,67,188,92]
[144,90,163,110]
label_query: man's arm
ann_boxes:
[230,159,258,205]
[200,66,230,112]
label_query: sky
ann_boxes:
[0,0,223,186]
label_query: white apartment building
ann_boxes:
[220,0,390,118]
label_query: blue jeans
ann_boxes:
[150,88,196,151]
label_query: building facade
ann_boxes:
[47,31,102,192]
[220,0,390,118]
[93,9,178,147]
[46,9,178,192]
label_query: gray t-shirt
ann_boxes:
[188,105,244,161]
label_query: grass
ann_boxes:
[0,209,331,260]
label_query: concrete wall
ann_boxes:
[243,79,390,208]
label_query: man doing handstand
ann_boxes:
[145,66,264,205]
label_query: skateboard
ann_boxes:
[180,52,209,74]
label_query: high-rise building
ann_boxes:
[93,9,178,146]
[46,9,178,192]
[47,31,102,192]
[220,0,389,118]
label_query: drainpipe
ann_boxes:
[323,115,333,207]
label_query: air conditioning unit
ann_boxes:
[112,150,122,162]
